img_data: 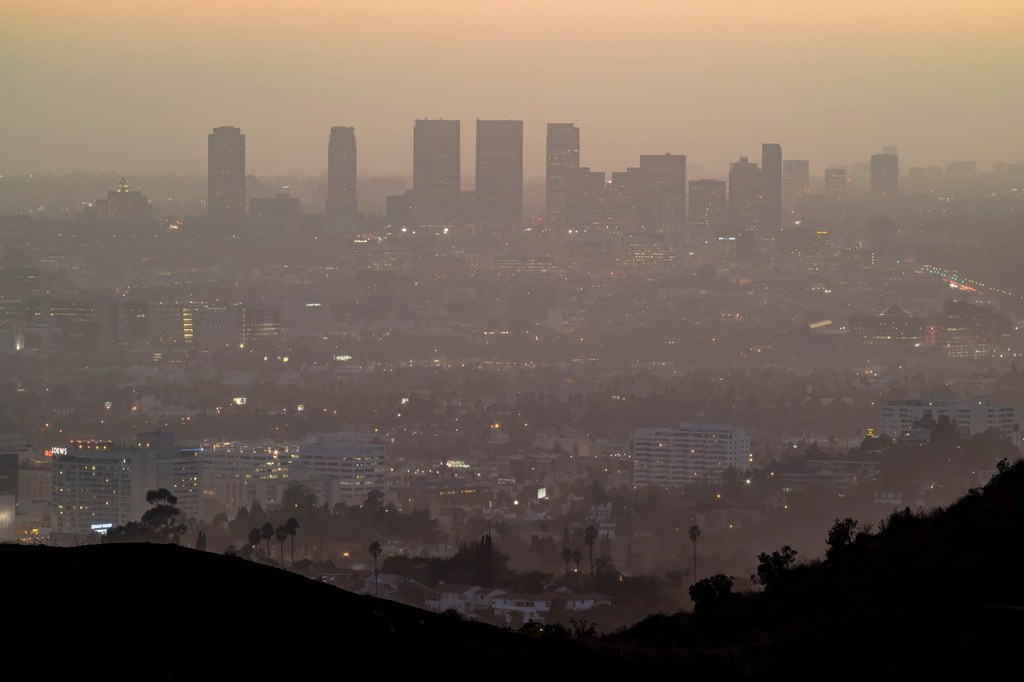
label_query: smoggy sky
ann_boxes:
[2,0,1022,180]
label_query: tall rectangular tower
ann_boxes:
[326,126,358,229]
[782,159,809,209]
[545,123,580,230]
[871,152,899,197]
[638,153,687,236]
[475,119,523,239]
[207,126,246,220]
[688,179,727,236]
[760,143,783,230]
[728,156,762,232]
[413,119,461,234]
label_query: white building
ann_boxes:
[199,440,299,520]
[877,393,1020,446]
[632,422,752,488]
[424,584,506,615]
[50,432,202,541]
[295,432,388,507]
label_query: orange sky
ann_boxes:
[2,0,1022,178]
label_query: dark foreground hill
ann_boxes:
[6,459,1024,681]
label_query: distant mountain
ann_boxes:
[6,458,1024,680]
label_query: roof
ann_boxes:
[879,304,911,317]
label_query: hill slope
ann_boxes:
[6,459,1024,680]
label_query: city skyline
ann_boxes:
[2,2,1021,177]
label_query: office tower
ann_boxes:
[326,126,358,229]
[207,126,246,220]
[728,156,763,231]
[871,152,899,197]
[545,123,581,230]
[825,168,847,199]
[688,179,727,236]
[295,432,388,507]
[760,143,782,231]
[50,433,203,540]
[93,177,152,221]
[475,119,523,239]
[413,119,461,234]
[632,422,752,488]
[637,153,686,235]
[565,167,605,231]
[782,160,809,208]
[249,192,300,230]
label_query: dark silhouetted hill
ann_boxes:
[5,458,1024,680]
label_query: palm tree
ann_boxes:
[583,525,598,577]
[284,517,300,565]
[261,522,274,559]
[688,524,702,582]
[368,540,382,596]
[247,527,262,558]
[560,547,572,575]
[571,549,583,574]
[275,525,288,564]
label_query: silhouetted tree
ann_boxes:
[195,530,206,551]
[369,540,383,596]
[826,517,859,560]
[753,545,798,589]
[247,527,262,557]
[583,525,598,577]
[284,517,300,564]
[571,549,583,573]
[261,522,274,559]
[688,525,702,581]
[275,525,288,564]
[689,573,734,612]
[560,547,572,575]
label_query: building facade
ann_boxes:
[632,422,752,488]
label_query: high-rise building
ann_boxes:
[632,422,752,488]
[637,153,686,236]
[207,126,246,220]
[250,192,300,230]
[295,432,388,507]
[475,119,523,239]
[728,156,762,231]
[825,168,847,199]
[760,143,782,231]
[93,177,152,222]
[545,123,581,230]
[871,152,899,197]
[326,126,358,229]
[687,179,727,236]
[50,433,203,541]
[782,160,809,208]
[413,119,461,234]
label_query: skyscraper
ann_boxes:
[546,123,580,230]
[728,156,762,232]
[760,143,782,231]
[782,160,809,208]
[413,119,461,234]
[326,126,358,229]
[207,126,245,220]
[825,168,847,199]
[688,179,727,236]
[637,153,686,236]
[871,152,899,197]
[475,119,523,239]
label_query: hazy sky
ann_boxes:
[2,0,1022,180]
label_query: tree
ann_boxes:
[284,517,300,565]
[825,517,859,560]
[195,530,207,551]
[571,549,583,573]
[688,574,734,612]
[688,524,702,582]
[753,545,798,589]
[369,540,383,596]
[583,525,598,577]
[560,547,572,575]
[105,488,188,545]
[247,527,263,558]
[275,525,288,564]
[261,522,274,559]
